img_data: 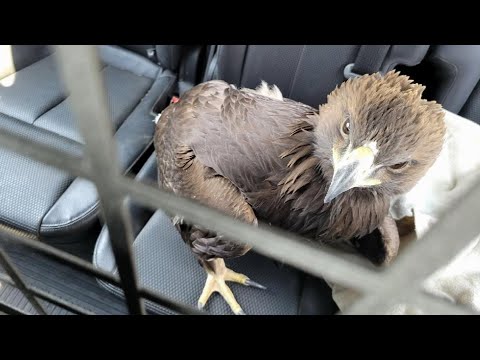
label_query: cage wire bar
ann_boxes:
[0,228,202,315]
[55,46,145,315]
[0,272,94,315]
[0,248,46,314]
[0,45,478,315]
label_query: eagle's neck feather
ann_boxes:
[276,118,390,242]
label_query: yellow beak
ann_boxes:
[324,145,380,203]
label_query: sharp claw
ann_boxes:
[245,279,267,290]
[197,301,205,310]
[236,309,246,315]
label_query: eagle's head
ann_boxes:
[315,71,446,203]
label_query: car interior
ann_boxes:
[1,44,480,315]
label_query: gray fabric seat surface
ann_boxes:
[215,45,361,107]
[93,153,339,315]
[95,211,306,315]
[213,45,428,108]
[460,83,480,124]
[0,45,177,239]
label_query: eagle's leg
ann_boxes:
[198,258,266,315]
[165,149,265,314]
[354,215,400,265]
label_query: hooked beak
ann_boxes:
[324,145,379,203]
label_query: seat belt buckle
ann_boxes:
[146,48,157,61]
[343,63,362,79]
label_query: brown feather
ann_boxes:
[279,157,319,195]
[154,72,446,265]
[286,146,313,168]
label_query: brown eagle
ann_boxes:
[153,71,446,315]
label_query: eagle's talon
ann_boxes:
[197,258,263,315]
[245,279,267,290]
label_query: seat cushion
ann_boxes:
[0,45,177,238]
[92,153,338,315]
[94,210,338,315]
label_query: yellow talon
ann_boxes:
[197,258,266,315]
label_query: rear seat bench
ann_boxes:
[92,45,439,314]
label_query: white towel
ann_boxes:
[329,110,480,314]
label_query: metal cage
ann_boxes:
[0,45,479,315]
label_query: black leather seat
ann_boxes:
[0,45,178,241]
[93,45,430,315]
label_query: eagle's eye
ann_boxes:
[341,119,350,136]
[389,161,409,170]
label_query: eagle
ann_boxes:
[153,71,446,315]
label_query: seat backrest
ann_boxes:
[459,81,480,124]
[120,45,155,58]
[120,45,183,72]
[396,45,480,124]
[121,45,207,95]
[1,45,184,81]
[211,45,428,108]
[0,45,53,80]
[429,45,480,124]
